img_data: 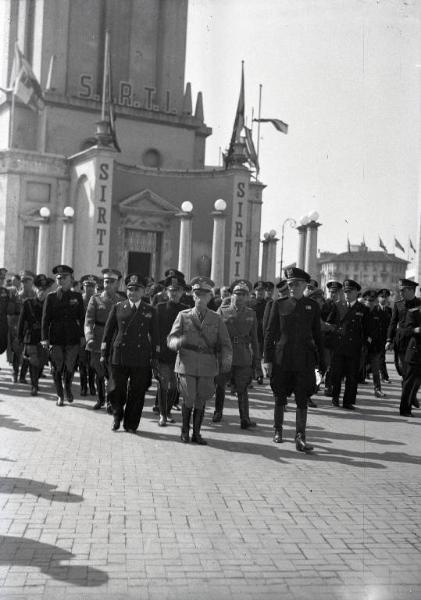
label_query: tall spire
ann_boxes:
[194,91,204,121]
[182,82,192,115]
[224,61,247,169]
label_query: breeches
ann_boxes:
[177,374,215,409]
[50,345,79,374]
[24,344,48,369]
[158,362,178,392]
[270,366,314,409]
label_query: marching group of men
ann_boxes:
[0,262,420,452]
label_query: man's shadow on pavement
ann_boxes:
[0,414,40,432]
[0,535,108,587]
[0,478,84,503]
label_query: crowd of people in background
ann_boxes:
[0,264,419,452]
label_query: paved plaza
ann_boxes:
[0,353,420,600]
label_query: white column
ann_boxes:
[297,225,307,269]
[266,236,278,283]
[36,220,50,274]
[61,220,74,265]
[177,207,193,281]
[210,200,227,287]
[304,221,321,278]
[260,238,269,280]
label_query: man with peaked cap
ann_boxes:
[215,279,260,428]
[85,268,122,411]
[320,281,342,395]
[304,278,319,297]
[79,275,99,397]
[101,273,159,433]
[264,267,324,452]
[264,281,275,301]
[263,279,289,335]
[398,302,421,416]
[17,274,49,395]
[361,289,387,398]
[377,288,392,382]
[330,279,369,409]
[167,276,232,445]
[250,281,267,384]
[41,265,85,406]
[155,273,188,426]
[11,271,36,383]
[386,279,421,384]
[0,268,10,358]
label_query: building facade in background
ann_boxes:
[0,0,263,284]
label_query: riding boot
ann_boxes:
[295,407,313,452]
[191,408,207,445]
[166,388,176,422]
[88,366,97,395]
[273,401,284,443]
[54,372,64,405]
[213,384,225,422]
[19,359,29,383]
[240,390,256,429]
[181,405,192,443]
[29,364,39,396]
[12,355,19,383]
[80,366,88,396]
[158,389,168,426]
[93,377,105,410]
[64,372,74,403]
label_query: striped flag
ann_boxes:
[11,43,44,112]
[394,237,405,252]
[253,117,288,134]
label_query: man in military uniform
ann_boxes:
[17,274,49,396]
[16,271,37,383]
[262,279,289,335]
[215,280,260,428]
[6,273,23,383]
[101,274,159,433]
[330,279,369,409]
[399,303,421,416]
[79,274,98,396]
[377,288,392,382]
[263,267,324,452]
[155,273,188,426]
[320,281,342,396]
[386,279,421,383]
[167,276,232,445]
[0,268,10,359]
[250,281,267,384]
[84,268,122,411]
[362,289,387,398]
[41,265,85,406]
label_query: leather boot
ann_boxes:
[166,389,176,423]
[54,372,64,406]
[213,384,225,422]
[295,407,313,452]
[64,372,74,403]
[158,389,168,426]
[239,390,256,429]
[93,377,105,410]
[88,367,97,395]
[19,360,29,384]
[80,367,88,396]
[191,409,207,445]
[29,365,38,396]
[273,402,284,443]
[181,405,192,443]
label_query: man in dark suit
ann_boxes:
[263,267,324,452]
[41,265,85,406]
[399,304,421,416]
[377,288,392,382]
[362,289,388,398]
[330,279,369,410]
[101,273,159,433]
[250,281,267,384]
[320,280,342,396]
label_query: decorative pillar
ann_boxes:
[177,201,193,281]
[304,220,321,278]
[36,207,50,274]
[261,236,270,280]
[261,231,278,282]
[61,206,75,265]
[210,199,227,288]
[297,225,307,269]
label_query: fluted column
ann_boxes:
[36,214,50,274]
[210,202,227,288]
[265,236,278,283]
[304,221,321,278]
[177,203,193,281]
[60,207,75,265]
[297,225,307,269]
[261,238,269,280]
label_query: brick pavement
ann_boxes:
[0,353,420,600]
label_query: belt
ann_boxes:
[183,342,215,355]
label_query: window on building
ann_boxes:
[142,149,162,168]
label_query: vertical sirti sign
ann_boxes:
[95,158,113,269]
[229,178,248,280]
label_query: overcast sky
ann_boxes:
[185,0,421,272]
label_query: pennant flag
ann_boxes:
[11,43,44,112]
[101,31,121,152]
[379,236,387,252]
[225,62,245,168]
[409,238,416,253]
[244,126,259,174]
[347,237,351,253]
[253,117,288,134]
[394,237,405,252]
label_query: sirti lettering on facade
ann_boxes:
[78,75,176,114]
[230,180,248,279]
[96,161,112,269]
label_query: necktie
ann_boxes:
[131,303,137,315]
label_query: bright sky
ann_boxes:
[185,0,421,271]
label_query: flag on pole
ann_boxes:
[253,117,288,134]
[378,236,387,252]
[347,237,351,253]
[11,43,44,112]
[394,237,405,252]
[225,62,245,168]
[101,31,121,152]
[244,126,259,174]
[409,238,416,253]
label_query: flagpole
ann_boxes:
[9,89,15,148]
[101,30,110,122]
[256,83,262,165]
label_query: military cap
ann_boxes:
[164,268,185,279]
[308,288,324,299]
[276,279,288,291]
[125,273,148,289]
[362,288,378,299]
[46,277,55,288]
[34,274,48,289]
[102,268,122,280]
[284,267,311,283]
[20,270,35,282]
[254,281,266,290]
[231,279,252,294]
[326,280,342,290]
[190,276,214,292]
[343,279,361,292]
[149,283,164,295]
[80,274,98,286]
[265,281,275,291]
[307,279,318,288]
[52,264,74,275]
[0,268,7,277]
[399,278,418,288]
[163,275,186,290]
[377,288,390,297]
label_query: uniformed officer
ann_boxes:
[79,274,99,396]
[320,281,342,396]
[167,276,232,445]
[262,279,289,335]
[155,274,188,426]
[361,288,387,398]
[17,274,49,396]
[386,279,421,380]
[263,267,324,452]
[16,271,37,383]
[250,281,267,384]
[216,279,260,428]
[41,265,85,406]
[84,268,123,411]
[399,304,421,416]
[304,278,319,297]
[6,274,24,383]
[0,268,10,358]
[330,279,369,409]
[377,288,392,382]
[101,273,159,433]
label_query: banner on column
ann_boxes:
[229,178,249,280]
